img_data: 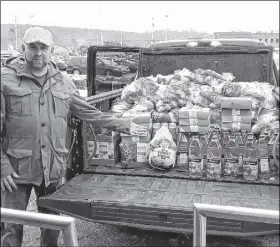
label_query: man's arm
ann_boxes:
[69,85,131,133]
[1,87,15,178]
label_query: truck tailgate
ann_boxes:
[39,174,279,236]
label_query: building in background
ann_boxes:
[205,31,279,48]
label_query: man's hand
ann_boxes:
[129,121,148,136]
[1,172,19,192]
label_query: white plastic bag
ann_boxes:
[148,126,177,170]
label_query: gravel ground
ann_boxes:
[20,189,279,247]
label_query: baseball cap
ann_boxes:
[23,26,54,46]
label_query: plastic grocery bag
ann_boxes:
[148,126,177,170]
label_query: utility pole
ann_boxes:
[14,16,18,50]
[152,17,155,45]
[120,32,123,46]
[165,14,168,41]
[29,15,34,27]
[99,1,104,46]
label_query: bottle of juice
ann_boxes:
[235,132,245,176]
[243,135,259,181]
[177,133,189,171]
[189,134,203,178]
[222,131,231,149]
[206,132,222,179]
[224,134,239,177]
[258,135,270,179]
[200,133,208,172]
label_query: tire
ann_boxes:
[105,70,113,76]
[73,69,81,75]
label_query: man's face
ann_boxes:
[23,42,52,70]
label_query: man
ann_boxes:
[1,26,146,247]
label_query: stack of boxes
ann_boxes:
[120,112,152,168]
[221,97,252,131]
[179,107,211,133]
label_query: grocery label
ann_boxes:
[259,158,270,173]
[207,159,221,177]
[190,125,199,132]
[243,159,259,180]
[99,142,109,159]
[87,141,96,157]
[189,118,198,125]
[233,115,241,123]
[137,143,149,162]
[189,158,203,177]
[189,111,197,118]
[224,158,239,176]
[179,153,188,166]
[232,109,241,116]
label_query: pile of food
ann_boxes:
[105,67,279,181]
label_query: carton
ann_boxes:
[179,107,210,119]
[121,132,151,143]
[83,121,121,166]
[222,109,252,116]
[222,115,252,124]
[86,139,120,166]
[179,125,209,133]
[222,123,251,131]
[120,142,150,169]
[221,97,252,109]
[179,118,210,126]
[122,111,152,136]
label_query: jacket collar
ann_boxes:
[4,56,62,81]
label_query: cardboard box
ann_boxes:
[221,97,252,109]
[121,132,151,143]
[179,107,210,119]
[179,118,210,126]
[179,125,209,133]
[86,140,120,166]
[222,123,251,131]
[222,115,252,124]
[120,142,150,168]
[222,109,252,116]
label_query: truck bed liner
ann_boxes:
[39,174,279,236]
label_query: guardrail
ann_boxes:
[193,203,279,247]
[1,208,78,246]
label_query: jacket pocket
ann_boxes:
[52,91,72,117]
[50,150,66,181]
[6,88,33,116]
[6,148,32,179]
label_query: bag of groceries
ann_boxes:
[148,126,177,170]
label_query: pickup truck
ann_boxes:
[39,39,279,237]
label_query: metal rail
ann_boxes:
[1,207,78,246]
[193,203,279,247]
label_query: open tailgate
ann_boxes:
[39,174,279,236]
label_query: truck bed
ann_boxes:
[39,173,279,236]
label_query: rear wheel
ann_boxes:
[105,70,113,76]
[73,69,81,75]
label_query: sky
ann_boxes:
[1,1,279,33]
